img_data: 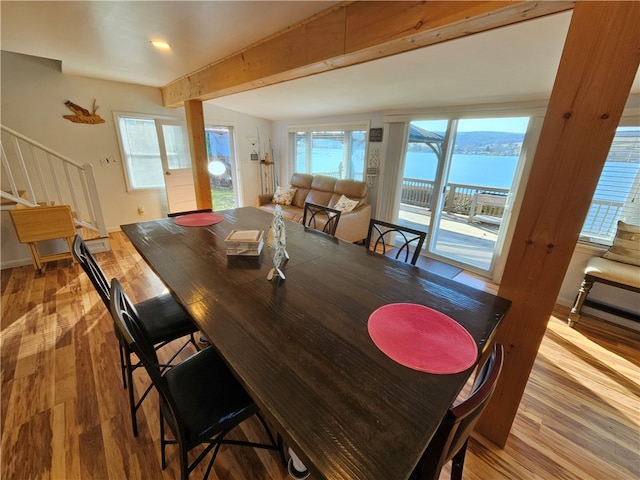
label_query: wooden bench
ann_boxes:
[468,193,506,225]
[568,256,640,327]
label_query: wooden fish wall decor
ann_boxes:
[63,99,105,124]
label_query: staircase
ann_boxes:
[1,125,109,258]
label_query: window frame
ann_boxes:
[287,121,370,181]
[113,111,184,193]
[578,114,640,247]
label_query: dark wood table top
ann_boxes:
[121,207,511,480]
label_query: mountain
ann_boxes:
[452,131,524,156]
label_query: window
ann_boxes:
[115,114,166,190]
[290,125,367,180]
[580,125,640,245]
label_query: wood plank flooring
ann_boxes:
[1,231,638,480]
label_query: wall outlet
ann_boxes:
[137,205,145,215]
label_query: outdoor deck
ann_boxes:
[396,176,620,270]
[398,203,501,271]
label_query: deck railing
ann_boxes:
[401,177,509,216]
[1,125,107,237]
[401,177,623,239]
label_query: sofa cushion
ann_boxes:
[334,179,369,203]
[306,189,334,206]
[602,220,640,266]
[290,173,313,208]
[311,175,337,192]
[259,203,305,223]
[304,175,336,206]
[586,256,640,288]
[334,195,359,213]
[272,186,297,205]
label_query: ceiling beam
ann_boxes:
[161,0,574,107]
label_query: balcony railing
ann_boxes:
[401,177,509,216]
[401,177,623,240]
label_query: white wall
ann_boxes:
[1,51,270,268]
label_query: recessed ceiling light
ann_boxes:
[151,40,171,50]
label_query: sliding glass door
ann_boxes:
[397,117,529,274]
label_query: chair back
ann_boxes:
[72,235,110,309]
[167,208,213,217]
[365,219,426,265]
[303,202,342,236]
[108,278,185,438]
[413,343,504,480]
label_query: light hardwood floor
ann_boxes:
[1,231,638,480]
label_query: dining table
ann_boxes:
[121,206,511,480]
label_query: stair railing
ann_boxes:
[1,125,107,238]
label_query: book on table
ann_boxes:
[224,230,264,256]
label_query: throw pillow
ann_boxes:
[602,220,640,267]
[334,195,359,213]
[272,186,297,206]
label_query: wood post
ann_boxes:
[184,100,212,211]
[476,0,640,446]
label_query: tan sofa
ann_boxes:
[257,173,372,243]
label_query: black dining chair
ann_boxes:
[410,343,504,480]
[109,278,280,480]
[72,235,200,436]
[167,208,213,217]
[302,202,342,236]
[365,219,427,265]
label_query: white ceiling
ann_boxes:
[1,2,638,121]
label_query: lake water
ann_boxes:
[404,152,517,189]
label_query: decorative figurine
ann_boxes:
[266,205,289,280]
[63,99,105,124]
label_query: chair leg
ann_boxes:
[256,412,278,448]
[450,440,468,480]
[180,442,191,480]
[118,343,127,389]
[277,434,287,467]
[160,411,167,470]
[123,347,139,437]
[202,442,224,480]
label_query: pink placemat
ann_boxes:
[368,303,478,374]
[173,212,224,227]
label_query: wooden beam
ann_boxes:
[476,0,640,447]
[161,1,574,107]
[184,100,212,210]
